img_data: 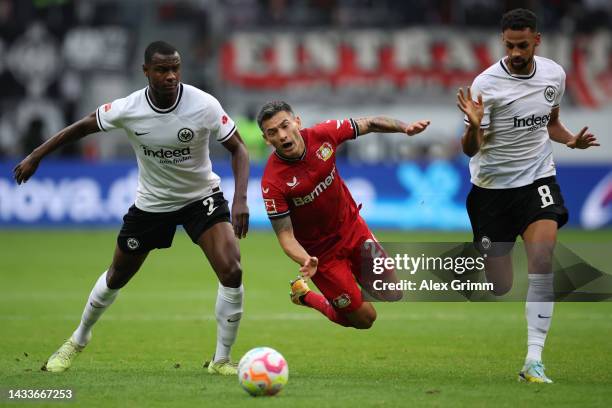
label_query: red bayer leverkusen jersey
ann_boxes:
[261,118,361,256]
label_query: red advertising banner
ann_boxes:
[220,29,611,108]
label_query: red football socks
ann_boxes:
[302,292,351,327]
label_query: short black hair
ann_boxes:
[144,41,178,64]
[501,8,537,32]
[257,101,294,131]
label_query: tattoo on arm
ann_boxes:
[270,215,293,236]
[355,116,407,135]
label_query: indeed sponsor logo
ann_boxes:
[513,113,550,131]
[293,166,336,206]
[141,145,191,158]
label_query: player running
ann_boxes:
[258,101,430,329]
[13,41,250,375]
[456,9,599,383]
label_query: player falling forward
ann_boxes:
[456,9,599,383]
[13,41,250,375]
[259,101,430,329]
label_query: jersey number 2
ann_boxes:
[538,185,554,208]
[203,197,218,216]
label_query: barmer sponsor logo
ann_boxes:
[513,113,551,131]
[293,166,336,206]
[141,145,192,164]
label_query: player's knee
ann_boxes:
[354,316,376,330]
[106,267,129,290]
[352,307,377,330]
[218,260,242,288]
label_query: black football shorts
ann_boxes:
[117,190,231,253]
[466,176,568,255]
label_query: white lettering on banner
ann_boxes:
[234,34,268,74]
[349,30,384,71]
[304,32,339,72]
[445,35,478,71]
[0,171,137,223]
[221,29,611,107]
[276,33,298,74]
[393,29,432,69]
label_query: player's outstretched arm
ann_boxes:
[13,111,100,184]
[354,117,430,137]
[457,87,485,157]
[270,215,318,279]
[547,107,600,149]
[222,130,250,239]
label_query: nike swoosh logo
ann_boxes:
[135,131,150,136]
[227,316,241,323]
[537,314,551,318]
[262,187,269,194]
[90,302,105,309]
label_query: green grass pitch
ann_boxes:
[1,229,611,407]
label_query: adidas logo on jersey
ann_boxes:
[513,113,551,131]
[292,166,336,207]
[141,145,191,159]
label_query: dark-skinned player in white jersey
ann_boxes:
[456,9,599,383]
[13,41,250,375]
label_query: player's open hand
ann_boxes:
[457,87,484,128]
[567,126,600,149]
[13,154,40,185]
[405,120,431,136]
[231,200,249,239]
[299,256,318,280]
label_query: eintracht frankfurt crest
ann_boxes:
[177,128,194,143]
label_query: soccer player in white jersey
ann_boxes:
[13,41,250,375]
[456,9,599,383]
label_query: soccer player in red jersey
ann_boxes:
[258,101,430,329]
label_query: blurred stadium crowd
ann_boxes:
[0,0,610,162]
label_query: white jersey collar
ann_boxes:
[145,83,183,113]
[500,58,537,80]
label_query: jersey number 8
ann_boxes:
[538,185,555,209]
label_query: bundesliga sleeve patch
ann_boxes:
[332,293,351,309]
[264,198,278,214]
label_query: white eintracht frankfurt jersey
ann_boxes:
[465,56,566,188]
[96,83,236,212]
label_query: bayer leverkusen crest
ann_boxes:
[316,142,333,161]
